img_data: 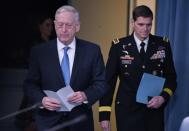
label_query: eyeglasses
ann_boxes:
[55,21,74,29]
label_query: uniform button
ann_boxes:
[153,70,157,75]
[124,72,129,75]
[116,101,120,104]
[158,64,161,67]
[125,65,127,68]
[142,65,146,69]
[160,59,164,63]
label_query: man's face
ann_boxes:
[54,11,80,45]
[132,16,152,41]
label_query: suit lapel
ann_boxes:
[70,39,82,88]
[50,40,65,85]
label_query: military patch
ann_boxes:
[113,38,120,44]
[121,60,132,64]
[120,55,134,60]
[150,50,165,60]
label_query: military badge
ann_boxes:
[122,50,128,55]
[120,55,134,60]
[150,50,165,60]
[122,60,132,64]
[120,54,134,65]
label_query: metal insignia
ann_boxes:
[128,43,132,46]
[113,38,119,44]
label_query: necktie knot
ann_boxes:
[140,42,145,48]
[63,46,69,53]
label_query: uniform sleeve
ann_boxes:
[99,43,119,121]
[160,39,177,102]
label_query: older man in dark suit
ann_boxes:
[24,5,107,131]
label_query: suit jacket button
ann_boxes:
[142,65,146,69]
[124,72,129,76]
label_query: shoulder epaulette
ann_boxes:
[163,36,169,43]
[112,38,120,44]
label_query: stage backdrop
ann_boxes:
[156,0,189,131]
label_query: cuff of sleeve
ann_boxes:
[99,106,111,112]
[163,88,173,96]
[161,88,173,102]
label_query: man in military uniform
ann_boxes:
[99,5,177,131]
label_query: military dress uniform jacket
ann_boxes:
[99,34,177,131]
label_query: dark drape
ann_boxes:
[156,0,189,131]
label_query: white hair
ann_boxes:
[55,5,80,22]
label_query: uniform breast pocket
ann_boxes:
[149,59,165,76]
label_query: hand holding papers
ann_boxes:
[44,86,80,112]
[136,73,165,104]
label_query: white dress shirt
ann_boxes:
[134,32,149,53]
[57,38,76,76]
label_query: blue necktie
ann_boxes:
[61,47,70,86]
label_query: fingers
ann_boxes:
[100,120,111,131]
[42,97,61,111]
[68,91,87,104]
[147,96,165,109]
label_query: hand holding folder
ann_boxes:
[136,73,165,104]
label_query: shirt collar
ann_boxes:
[134,32,149,46]
[57,37,76,51]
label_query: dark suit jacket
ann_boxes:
[99,34,177,131]
[24,38,106,131]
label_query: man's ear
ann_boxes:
[76,22,80,32]
[131,19,134,28]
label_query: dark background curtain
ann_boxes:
[0,1,68,130]
[156,0,189,131]
[1,0,68,69]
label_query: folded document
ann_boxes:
[136,73,165,104]
[44,86,80,111]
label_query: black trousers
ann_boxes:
[115,103,164,131]
[35,108,94,131]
